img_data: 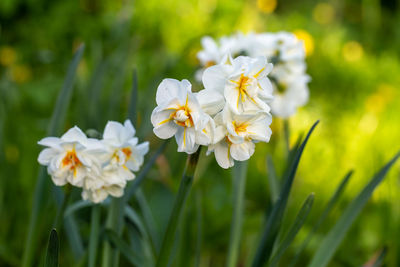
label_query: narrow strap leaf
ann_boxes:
[290,171,353,267]
[88,205,101,267]
[105,229,142,266]
[269,193,315,267]
[308,152,400,267]
[226,160,248,267]
[44,229,59,267]
[266,155,280,203]
[371,247,387,267]
[64,200,93,218]
[23,44,85,267]
[252,120,319,267]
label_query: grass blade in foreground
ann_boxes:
[252,120,319,267]
[23,44,85,267]
[266,155,280,203]
[226,161,248,267]
[269,193,315,267]
[45,229,59,267]
[156,148,202,267]
[290,171,353,267]
[308,152,400,267]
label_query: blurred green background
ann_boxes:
[1,0,400,266]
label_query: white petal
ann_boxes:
[175,127,198,154]
[37,137,61,148]
[202,65,228,94]
[151,108,178,139]
[38,148,58,165]
[156,79,187,106]
[61,126,87,143]
[214,141,234,169]
[230,141,255,161]
[195,89,225,116]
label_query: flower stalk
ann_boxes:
[226,160,248,267]
[88,205,101,267]
[155,147,202,267]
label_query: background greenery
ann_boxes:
[1,0,399,266]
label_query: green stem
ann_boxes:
[226,161,248,267]
[102,197,124,267]
[283,119,290,154]
[88,205,101,267]
[155,148,202,267]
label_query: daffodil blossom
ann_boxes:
[207,108,272,169]
[38,126,105,187]
[151,78,214,154]
[203,56,274,115]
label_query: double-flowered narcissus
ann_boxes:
[151,55,273,169]
[38,120,149,203]
[197,31,310,118]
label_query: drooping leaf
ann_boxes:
[308,152,400,267]
[44,229,59,267]
[269,193,315,267]
[251,120,319,267]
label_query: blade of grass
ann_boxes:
[226,160,248,267]
[195,190,203,267]
[290,171,353,267]
[23,44,85,267]
[88,205,101,267]
[105,229,142,266]
[155,148,202,267]
[266,155,280,203]
[64,200,93,218]
[308,152,400,267]
[64,214,85,260]
[269,193,315,267]
[252,120,319,267]
[44,229,59,267]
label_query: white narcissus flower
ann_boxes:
[203,56,274,115]
[38,126,105,187]
[207,108,272,169]
[151,78,214,154]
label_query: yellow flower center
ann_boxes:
[62,149,81,176]
[233,121,248,135]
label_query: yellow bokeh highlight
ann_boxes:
[294,29,314,56]
[0,46,17,66]
[10,64,32,84]
[257,0,277,13]
[342,41,364,62]
[365,84,396,114]
[5,145,20,163]
[313,3,335,25]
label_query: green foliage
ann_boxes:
[44,229,59,267]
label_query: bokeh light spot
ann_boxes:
[0,46,17,66]
[313,3,335,25]
[10,64,32,84]
[294,29,314,56]
[257,0,277,13]
[342,41,364,62]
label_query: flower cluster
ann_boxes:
[197,31,310,118]
[37,120,149,203]
[151,55,273,169]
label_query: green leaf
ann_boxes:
[44,229,59,267]
[290,171,353,267]
[155,148,202,267]
[251,120,319,267]
[226,160,248,267]
[269,193,315,267]
[266,155,280,203]
[105,229,142,266]
[308,152,400,267]
[64,200,93,218]
[23,44,85,267]
[88,205,101,267]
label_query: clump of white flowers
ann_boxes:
[197,31,310,118]
[38,120,149,203]
[151,55,273,169]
